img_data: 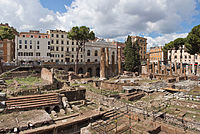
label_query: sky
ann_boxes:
[0,0,200,50]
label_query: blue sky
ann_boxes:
[0,0,200,48]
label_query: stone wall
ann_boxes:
[41,68,54,84]
[60,89,86,102]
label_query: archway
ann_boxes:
[68,68,74,72]
[78,68,83,74]
[96,67,100,77]
[87,68,92,77]
[45,107,51,114]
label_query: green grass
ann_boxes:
[5,76,42,86]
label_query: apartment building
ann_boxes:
[85,39,117,63]
[168,45,200,65]
[15,30,50,64]
[149,46,163,63]
[47,30,84,63]
[131,36,147,62]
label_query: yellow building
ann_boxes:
[131,36,147,62]
[149,46,163,63]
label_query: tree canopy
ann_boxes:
[124,35,140,72]
[67,26,95,73]
[0,26,15,40]
[185,24,200,55]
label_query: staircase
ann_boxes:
[6,93,60,112]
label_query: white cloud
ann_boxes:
[145,33,188,51]
[0,0,198,39]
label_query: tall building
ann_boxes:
[15,30,51,64]
[149,46,163,63]
[47,30,84,63]
[0,23,18,63]
[0,39,15,63]
[131,36,147,62]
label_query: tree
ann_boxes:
[67,26,95,74]
[173,38,186,66]
[124,35,140,72]
[185,24,200,74]
[0,26,15,40]
[163,41,174,64]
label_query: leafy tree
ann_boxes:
[67,26,95,73]
[0,26,15,40]
[124,35,140,72]
[185,24,200,74]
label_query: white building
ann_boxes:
[15,30,50,64]
[85,39,117,63]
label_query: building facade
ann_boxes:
[149,46,163,63]
[47,30,84,63]
[131,36,147,63]
[168,45,200,65]
[0,39,15,63]
[15,30,51,64]
[85,40,117,63]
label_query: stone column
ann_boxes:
[117,46,122,75]
[186,65,189,75]
[112,54,115,76]
[105,47,109,76]
[100,48,106,80]
[147,59,150,74]
[170,62,172,76]
[174,61,177,74]
[164,65,167,75]
[180,62,183,75]
[152,62,155,74]
[184,67,186,77]
[158,60,160,74]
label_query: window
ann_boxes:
[95,50,98,56]
[95,59,98,62]
[39,36,41,38]
[71,59,74,62]
[30,40,32,44]
[80,55,83,58]
[51,34,54,37]
[67,47,69,52]
[72,48,74,51]
[19,40,22,44]
[56,40,59,44]
[87,50,90,56]
[189,56,191,59]
[72,42,74,45]
[61,54,63,57]
[87,59,90,62]
[76,42,78,45]
[19,45,22,49]
[25,40,27,44]
[23,35,25,37]
[36,52,40,56]
[175,55,177,59]
[47,53,50,56]
[48,41,50,45]
[67,41,69,45]
[56,47,59,51]
[61,35,64,38]
[72,55,74,58]
[61,59,63,62]
[48,46,50,49]
[37,41,39,44]
[25,45,27,49]
[56,34,59,38]
[30,45,32,49]
[61,40,64,44]
[31,35,33,38]
[61,47,64,51]
[51,40,54,44]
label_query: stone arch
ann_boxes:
[87,68,92,77]
[96,67,100,77]
[45,107,51,114]
[78,68,84,74]
[68,68,74,71]
[53,105,60,113]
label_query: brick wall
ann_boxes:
[41,68,53,84]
